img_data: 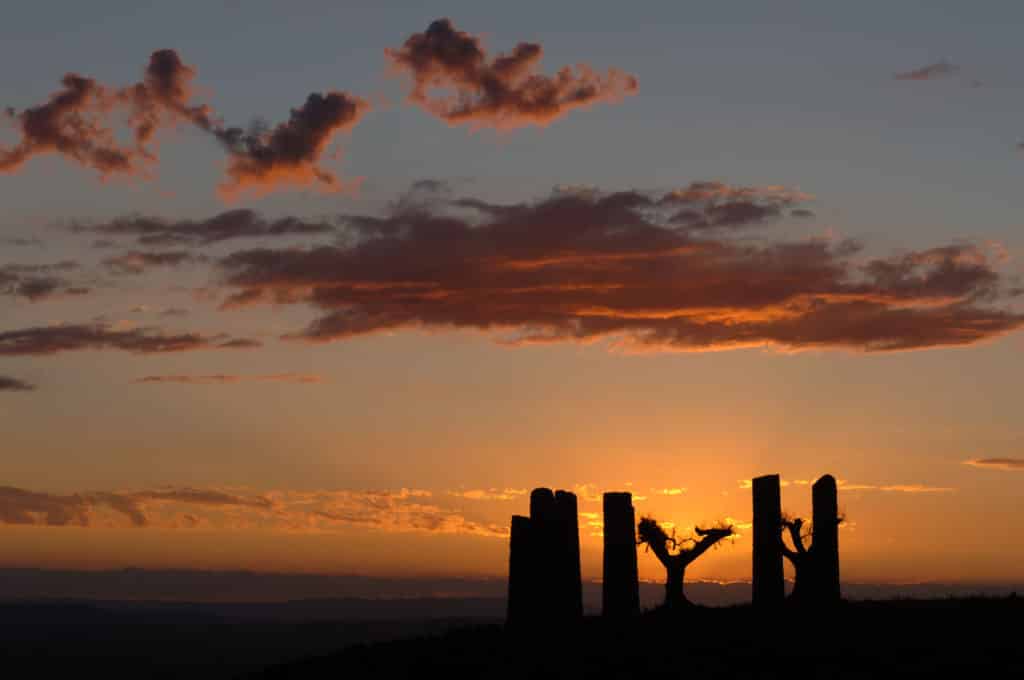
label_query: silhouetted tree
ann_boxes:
[779,512,844,603]
[637,517,734,609]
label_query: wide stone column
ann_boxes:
[506,514,533,624]
[752,474,784,607]
[812,474,840,602]
[602,491,639,618]
[554,490,583,619]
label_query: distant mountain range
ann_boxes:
[0,567,1019,619]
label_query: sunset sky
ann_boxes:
[2,1,1023,589]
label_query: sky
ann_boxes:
[2,1,1023,589]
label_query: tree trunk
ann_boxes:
[664,563,688,609]
[789,553,818,603]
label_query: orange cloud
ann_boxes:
[216,184,1022,353]
[216,92,369,200]
[0,485,506,538]
[447,488,528,501]
[386,18,638,129]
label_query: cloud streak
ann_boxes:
[739,478,954,493]
[0,485,506,537]
[893,60,960,81]
[963,458,1024,472]
[133,373,323,385]
[1,260,89,301]
[73,209,338,246]
[386,18,638,129]
[214,183,1022,353]
[0,322,260,356]
[0,376,35,392]
[102,250,201,275]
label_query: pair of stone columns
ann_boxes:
[507,488,583,624]
[752,474,840,605]
[508,488,641,622]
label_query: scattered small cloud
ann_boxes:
[655,488,687,496]
[1,50,369,198]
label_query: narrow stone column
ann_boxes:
[507,514,533,624]
[752,474,784,607]
[812,474,841,602]
[602,491,639,618]
[554,490,583,619]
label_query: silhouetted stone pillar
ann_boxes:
[812,474,840,602]
[507,514,532,624]
[554,490,583,619]
[602,491,639,618]
[529,488,557,618]
[752,474,784,607]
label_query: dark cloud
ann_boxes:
[215,183,1022,353]
[963,458,1024,471]
[0,322,260,356]
[1,237,43,247]
[386,18,638,129]
[214,92,370,199]
[0,376,35,392]
[73,209,338,246]
[2,50,368,197]
[0,74,137,176]
[0,260,88,301]
[893,60,959,81]
[102,250,202,275]
[134,373,322,385]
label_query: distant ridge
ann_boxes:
[0,568,1017,612]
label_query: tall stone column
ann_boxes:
[752,474,784,606]
[554,490,583,619]
[602,491,639,618]
[529,488,557,617]
[507,514,533,624]
[812,474,840,602]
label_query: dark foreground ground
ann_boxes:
[1,597,1021,678]
[252,598,1024,679]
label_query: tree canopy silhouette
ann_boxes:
[637,517,734,609]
